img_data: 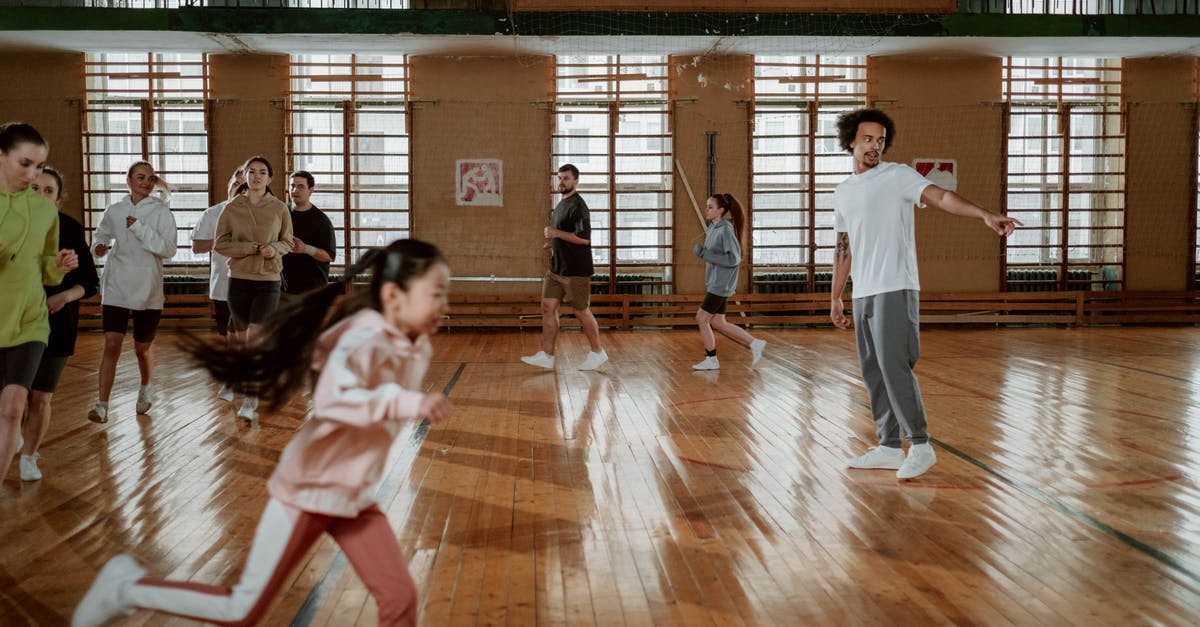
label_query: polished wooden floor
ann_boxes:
[2,325,1200,626]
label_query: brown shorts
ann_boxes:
[542,272,592,310]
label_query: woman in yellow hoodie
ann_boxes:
[0,122,77,479]
[215,155,293,421]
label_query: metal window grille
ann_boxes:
[287,54,410,269]
[553,55,673,295]
[750,55,866,293]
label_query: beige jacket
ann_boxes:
[214,194,293,281]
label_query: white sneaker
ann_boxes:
[520,351,555,370]
[847,445,904,470]
[692,356,719,371]
[87,403,108,424]
[579,349,608,371]
[72,554,145,627]
[20,454,41,481]
[135,385,154,414]
[217,383,234,402]
[237,396,258,422]
[749,339,766,365]
[897,442,937,480]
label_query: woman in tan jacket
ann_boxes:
[214,155,293,420]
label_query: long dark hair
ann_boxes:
[41,166,64,201]
[181,239,448,412]
[711,193,745,243]
[233,155,276,198]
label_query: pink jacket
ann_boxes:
[267,308,431,517]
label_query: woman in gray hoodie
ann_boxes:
[691,193,765,370]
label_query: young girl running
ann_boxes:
[691,193,765,370]
[73,238,452,627]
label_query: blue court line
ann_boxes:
[765,352,1200,586]
[290,361,468,627]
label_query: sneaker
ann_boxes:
[87,403,108,424]
[579,349,608,371]
[897,442,937,480]
[20,454,41,481]
[135,385,154,415]
[692,356,719,371]
[847,445,904,470]
[237,397,258,422]
[520,351,555,370]
[217,383,234,403]
[749,339,766,365]
[71,554,145,627]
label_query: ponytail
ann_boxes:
[712,193,745,243]
[179,239,446,412]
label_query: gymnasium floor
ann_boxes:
[2,326,1199,625]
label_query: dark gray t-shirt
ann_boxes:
[549,193,594,277]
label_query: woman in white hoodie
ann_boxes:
[74,239,451,627]
[88,161,177,424]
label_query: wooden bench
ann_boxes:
[76,290,1200,331]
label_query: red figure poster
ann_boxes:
[456,159,503,206]
[912,158,957,192]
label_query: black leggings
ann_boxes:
[227,278,281,329]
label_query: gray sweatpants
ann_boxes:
[852,289,929,447]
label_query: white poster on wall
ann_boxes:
[456,159,503,206]
[913,158,957,192]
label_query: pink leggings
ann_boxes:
[125,499,417,626]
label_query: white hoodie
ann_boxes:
[92,194,177,310]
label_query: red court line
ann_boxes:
[676,456,748,472]
[671,395,748,408]
[1088,475,1182,488]
[853,480,993,491]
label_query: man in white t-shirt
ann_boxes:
[830,108,1021,480]
[190,167,244,402]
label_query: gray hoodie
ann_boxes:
[697,219,741,297]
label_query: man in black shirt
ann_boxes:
[521,164,608,371]
[282,170,336,300]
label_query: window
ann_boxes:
[1004,57,1124,290]
[751,56,866,293]
[288,55,410,269]
[553,55,673,294]
[82,53,209,267]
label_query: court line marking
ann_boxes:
[290,361,467,627]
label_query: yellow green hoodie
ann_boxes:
[0,186,65,348]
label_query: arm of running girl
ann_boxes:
[696,228,740,268]
[920,185,1022,237]
[128,209,178,259]
[39,213,69,285]
[91,209,115,258]
[263,208,294,259]
[313,337,442,426]
[830,231,852,329]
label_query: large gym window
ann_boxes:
[82,53,210,268]
[553,55,673,295]
[751,56,866,293]
[1003,57,1124,291]
[287,55,410,269]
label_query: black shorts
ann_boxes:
[700,292,728,315]
[228,278,281,328]
[0,342,46,390]
[101,306,163,343]
[212,299,231,336]
[30,355,69,393]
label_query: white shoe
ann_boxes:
[520,351,555,369]
[847,445,904,470]
[136,385,154,414]
[87,403,108,424]
[72,554,145,627]
[692,356,719,371]
[237,397,258,422]
[579,349,608,371]
[20,454,41,481]
[749,339,766,365]
[217,383,234,403]
[897,442,937,480]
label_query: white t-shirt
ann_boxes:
[833,161,933,299]
[191,200,231,300]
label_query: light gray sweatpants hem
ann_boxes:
[852,289,929,447]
